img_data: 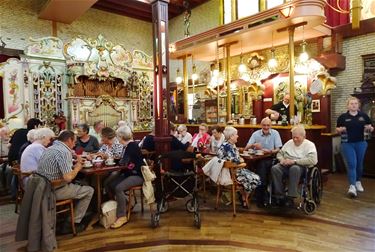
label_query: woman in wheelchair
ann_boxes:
[217,126,260,208]
[271,125,318,207]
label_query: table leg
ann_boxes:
[86,174,101,231]
[96,174,102,213]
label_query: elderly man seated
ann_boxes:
[36,130,94,233]
[271,125,317,205]
[244,117,282,207]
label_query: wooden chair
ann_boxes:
[215,161,247,217]
[126,185,144,221]
[11,164,32,213]
[52,179,77,236]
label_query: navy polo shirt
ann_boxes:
[336,111,372,142]
[270,101,297,122]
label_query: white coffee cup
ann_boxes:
[106,158,114,164]
[84,160,91,167]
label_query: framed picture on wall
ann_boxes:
[311,99,320,112]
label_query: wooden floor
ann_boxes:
[1,173,374,252]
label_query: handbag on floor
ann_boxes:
[100,200,117,229]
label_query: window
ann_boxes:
[237,0,259,19]
[222,0,286,24]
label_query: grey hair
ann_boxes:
[223,126,238,140]
[34,128,55,141]
[116,125,133,141]
[177,124,187,132]
[260,117,271,125]
[27,129,38,142]
[291,125,306,137]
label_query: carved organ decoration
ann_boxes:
[64,34,154,130]
[30,62,64,126]
[0,58,24,121]
[136,72,153,130]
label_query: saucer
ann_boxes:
[105,162,116,166]
[83,164,93,168]
[255,152,264,156]
[240,153,250,157]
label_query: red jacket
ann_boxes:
[192,133,211,152]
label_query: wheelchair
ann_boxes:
[267,165,323,215]
[151,150,201,229]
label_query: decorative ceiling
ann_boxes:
[92,0,211,22]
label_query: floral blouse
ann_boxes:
[217,141,241,164]
[98,137,124,159]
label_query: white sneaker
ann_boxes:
[347,185,357,198]
[355,181,364,192]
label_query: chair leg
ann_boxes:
[70,201,76,236]
[127,190,133,221]
[232,184,236,217]
[202,174,206,203]
[140,189,144,213]
[215,185,221,210]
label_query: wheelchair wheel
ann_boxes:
[303,200,317,215]
[194,212,201,229]
[309,167,323,205]
[151,213,160,228]
[186,197,199,213]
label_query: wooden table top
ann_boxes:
[79,165,126,175]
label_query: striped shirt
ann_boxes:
[36,141,73,181]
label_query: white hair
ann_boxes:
[34,128,55,141]
[27,129,38,142]
[177,124,187,132]
[118,120,127,127]
[116,125,133,141]
[223,126,238,140]
[291,125,306,137]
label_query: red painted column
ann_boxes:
[152,0,171,202]
[253,99,263,123]
[320,95,331,133]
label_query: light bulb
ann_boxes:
[268,58,278,68]
[213,69,219,77]
[238,63,247,73]
[192,73,198,81]
[176,76,183,84]
[299,52,309,62]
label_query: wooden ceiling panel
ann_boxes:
[92,0,210,22]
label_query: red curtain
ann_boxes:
[324,0,350,27]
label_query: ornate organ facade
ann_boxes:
[0,35,154,131]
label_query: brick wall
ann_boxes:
[331,32,375,131]
[0,0,153,55]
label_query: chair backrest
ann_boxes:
[11,164,32,193]
[223,161,246,169]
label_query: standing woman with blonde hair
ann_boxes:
[336,96,373,198]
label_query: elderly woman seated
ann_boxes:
[108,126,144,228]
[191,123,210,153]
[20,127,55,186]
[176,124,192,144]
[217,126,260,208]
[91,127,124,160]
[74,123,100,154]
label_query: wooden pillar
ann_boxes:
[288,26,295,122]
[182,56,188,121]
[225,44,231,121]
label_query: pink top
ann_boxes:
[192,133,211,152]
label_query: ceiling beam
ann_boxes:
[93,4,152,22]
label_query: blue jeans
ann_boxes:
[341,141,368,185]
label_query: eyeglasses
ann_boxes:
[261,124,270,127]
[199,128,206,131]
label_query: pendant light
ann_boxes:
[268,31,278,69]
[299,25,309,63]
